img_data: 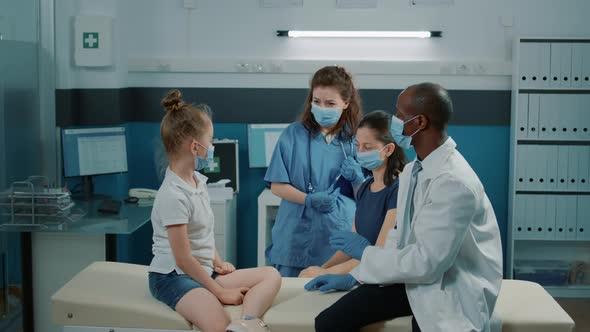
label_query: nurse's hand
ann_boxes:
[340,157,364,186]
[329,231,371,260]
[304,187,340,213]
[304,274,358,292]
[215,287,249,305]
[299,266,328,278]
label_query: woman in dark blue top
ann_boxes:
[300,110,408,277]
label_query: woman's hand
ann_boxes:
[299,266,329,278]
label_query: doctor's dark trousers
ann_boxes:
[314,283,421,332]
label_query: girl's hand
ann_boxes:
[215,287,249,305]
[214,261,236,275]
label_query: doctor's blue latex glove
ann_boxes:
[304,274,358,292]
[305,187,340,213]
[340,157,364,186]
[329,231,371,260]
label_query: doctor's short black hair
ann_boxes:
[408,82,453,131]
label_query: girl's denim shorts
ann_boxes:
[148,270,217,310]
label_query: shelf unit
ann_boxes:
[507,37,590,298]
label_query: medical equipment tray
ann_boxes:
[0,177,85,229]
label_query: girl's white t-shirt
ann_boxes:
[148,167,215,275]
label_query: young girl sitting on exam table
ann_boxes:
[148,90,281,332]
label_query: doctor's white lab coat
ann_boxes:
[351,137,503,332]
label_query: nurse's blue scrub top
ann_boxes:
[354,177,399,245]
[264,121,356,268]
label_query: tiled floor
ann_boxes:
[556,298,590,332]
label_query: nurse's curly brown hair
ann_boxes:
[301,66,362,140]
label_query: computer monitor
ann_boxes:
[62,127,128,199]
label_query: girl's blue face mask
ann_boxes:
[195,142,215,170]
[357,145,388,170]
[390,114,421,150]
[311,103,342,127]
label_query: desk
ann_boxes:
[0,200,151,332]
[257,189,281,267]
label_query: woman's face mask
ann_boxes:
[310,86,349,127]
[311,103,342,127]
[357,145,388,170]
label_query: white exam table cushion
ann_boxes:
[52,262,574,332]
[52,262,307,330]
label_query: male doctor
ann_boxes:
[305,83,503,332]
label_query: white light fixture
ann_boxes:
[277,30,442,38]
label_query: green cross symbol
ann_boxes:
[83,32,99,49]
[204,157,221,174]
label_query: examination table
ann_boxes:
[52,262,575,332]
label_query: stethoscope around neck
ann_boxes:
[306,130,353,194]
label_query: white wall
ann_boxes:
[55,0,590,90]
[55,0,127,89]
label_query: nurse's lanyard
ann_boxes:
[307,131,353,193]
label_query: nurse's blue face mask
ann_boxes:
[311,103,342,127]
[195,141,215,170]
[357,145,388,170]
[390,114,421,150]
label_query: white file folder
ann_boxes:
[576,195,590,241]
[539,43,551,89]
[555,195,567,240]
[555,94,570,140]
[514,195,525,239]
[537,146,548,191]
[528,94,540,139]
[583,44,590,89]
[534,195,546,240]
[529,43,543,88]
[526,195,536,239]
[544,195,557,240]
[581,95,590,140]
[519,43,535,89]
[516,145,528,191]
[572,43,584,88]
[568,95,583,140]
[548,95,561,139]
[546,145,559,191]
[560,43,573,88]
[568,146,579,191]
[565,195,577,240]
[550,43,562,89]
[517,94,529,139]
[578,146,589,192]
[524,145,536,190]
[568,95,590,140]
[539,94,558,140]
[557,146,569,191]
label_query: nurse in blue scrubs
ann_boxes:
[265,66,364,277]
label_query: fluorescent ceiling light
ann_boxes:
[277,30,442,38]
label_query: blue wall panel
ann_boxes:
[120,122,509,269]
